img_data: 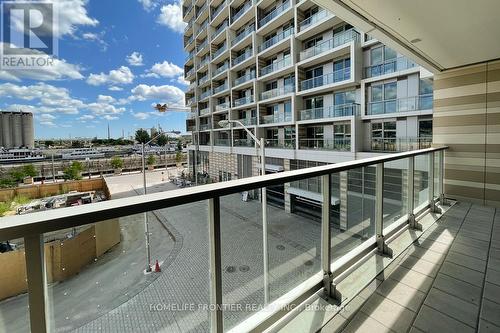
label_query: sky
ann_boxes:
[0,0,189,139]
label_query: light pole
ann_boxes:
[218,120,269,304]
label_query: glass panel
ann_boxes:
[383,159,408,229]
[384,47,397,61]
[414,154,430,209]
[434,151,440,201]
[371,85,383,102]
[371,47,383,65]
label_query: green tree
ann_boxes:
[110,156,124,169]
[157,134,168,147]
[9,168,25,183]
[63,161,83,180]
[175,151,183,164]
[177,141,182,151]
[147,154,156,166]
[135,129,150,144]
[44,140,54,147]
[22,164,37,178]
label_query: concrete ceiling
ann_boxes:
[313,0,500,73]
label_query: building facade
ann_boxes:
[0,111,34,149]
[183,0,433,214]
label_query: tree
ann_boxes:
[23,164,37,178]
[44,140,54,147]
[147,154,156,166]
[175,151,183,165]
[177,140,182,151]
[71,140,84,148]
[110,156,124,169]
[9,168,25,183]
[157,134,168,147]
[63,161,83,180]
[135,129,150,144]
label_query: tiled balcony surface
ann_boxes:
[316,202,500,333]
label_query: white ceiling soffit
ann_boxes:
[312,0,500,73]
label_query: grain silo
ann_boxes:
[1,112,12,149]
[12,114,23,147]
[21,112,34,148]
[0,111,35,149]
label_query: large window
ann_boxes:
[305,96,323,109]
[306,66,323,79]
[304,36,323,49]
[334,90,356,105]
[370,82,397,114]
[371,121,396,151]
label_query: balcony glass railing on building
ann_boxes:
[200,90,212,100]
[185,34,194,47]
[200,107,211,115]
[299,138,351,151]
[199,123,212,130]
[300,29,359,61]
[199,75,210,85]
[300,103,360,120]
[214,62,229,76]
[371,137,432,152]
[260,112,292,124]
[234,72,255,86]
[232,1,252,23]
[187,111,197,119]
[259,27,293,53]
[214,138,230,146]
[197,39,209,53]
[364,56,417,78]
[215,101,230,111]
[183,4,193,18]
[185,67,195,78]
[232,25,255,46]
[260,56,291,76]
[196,2,207,18]
[212,45,227,59]
[233,95,254,107]
[298,8,330,31]
[211,1,227,22]
[186,50,195,62]
[265,138,295,149]
[213,83,228,94]
[367,94,433,115]
[232,49,253,66]
[300,67,350,91]
[233,138,255,147]
[259,1,290,28]
[234,117,257,126]
[213,21,229,40]
[197,57,210,69]
[260,84,294,100]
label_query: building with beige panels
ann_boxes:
[183,0,434,214]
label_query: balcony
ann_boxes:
[234,72,255,86]
[185,67,195,79]
[232,49,253,66]
[233,95,254,107]
[299,29,359,61]
[367,94,433,115]
[232,25,254,47]
[212,83,228,94]
[370,136,433,152]
[212,21,228,41]
[215,101,230,111]
[200,90,211,100]
[214,138,230,146]
[259,56,291,76]
[300,67,350,91]
[298,8,330,31]
[299,103,360,120]
[196,39,209,54]
[199,123,212,130]
[258,27,293,53]
[211,1,227,23]
[233,138,254,147]
[232,1,252,23]
[196,2,208,18]
[199,75,210,86]
[265,138,295,149]
[0,146,454,333]
[259,84,294,101]
[234,117,257,126]
[364,56,418,78]
[200,107,211,115]
[299,137,351,151]
[212,45,227,60]
[213,62,229,77]
[197,57,210,69]
[187,111,197,119]
[259,1,290,28]
[185,50,195,62]
[260,112,292,124]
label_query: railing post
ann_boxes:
[407,156,420,230]
[375,163,391,256]
[438,150,446,205]
[24,234,49,333]
[321,174,337,299]
[428,152,437,213]
[208,198,223,333]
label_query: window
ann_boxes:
[265,81,278,91]
[384,47,397,61]
[284,101,292,121]
[284,75,294,87]
[371,47,383,65]
[305,36,323,49]
[371,121,397,151]
[334,90,356,105]
[419,120,433,138]
[305,96,323,109]
[306,126,323,138]
[306,66,323,79]
[334,123,351,140]
[419,78,433,95]
[304,6,319,19]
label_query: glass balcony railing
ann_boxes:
[185,50,194,62]
[196,39,208,53]
[197,57,209,69]
[298,8,330,31]
[212,45,227,59]
[214,62,229,76]
[186,97,194,106]
[265,138,295,149]
[198,75,209,85]
[259,1,290,28]
[185,35,194,47]
[364,56,418,78]
[214,138,230,146]
[232,25,255,46]
[196,2,207,18]
[197,21,209,37]
[260,56,291,76]
[0,143,447,333]
[215,101,230,111]
[213,83,228,94]
[185,67,195,78]
[260,112,292,124]
[200,90,211,100]
[232,1,252,23]
[233,95,254,107]
[299,138,351,151]
[187,111,196,119]
[234,117,257,126]
[300,67,351,91]
[367,94,433,115]
[233,138,255,147]
[234,72,255,86]
[211,1,227,22]
[183,4,193,18]
[260,84,295,100]
[370,137,433,152]
[258,27,293,52]
[300,103,360,120]
[200,107,211,115]
[232,49,253,66]
[199,123,212,130]
[300,29,360,61]
[212,21,229,40]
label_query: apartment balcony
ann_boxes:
[212,83,229,95]
[299,103,360,121]
[196,20,209,39]
[197,57,210,70]
[185,50,195,63]
[210,1,227,24]
[212,62,229,79]
[231,25,254,48]
[364,56,418,78]
[366,94,433,116]
[258,27,293,53]
[185,67,195,79]
[299,137,351,151]
[198,75,210,86]
[259,84,294,101]
[186,97,194,107]
[233,72,255,87]
[232,49,253,67]
[370,136,433,152]
[233,138,254,147]
[187,111,197,119]
[196,39,209,55]
[258,0,291,30]
[298,8,330,31]
[233,117,257,126]
[200,90,212,100]
[265,138,295,149]
[213,138,230,146]
[196,2,208,19]
[299,29,359,63]
[214,101,230,112]
[231,1,253,28]
[212,21,228,42]
[259,56,292,77]
[212,45,228,61]
[233,95,254,107]
[184,34,195,49]
[200,107,211,116]
[260,112,292,124]
[199,123,212,130]
[183,3,194,19]
[299,67,351,92]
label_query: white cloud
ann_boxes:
[176,75,189,86]
[87,66,134,86]
[126,52,144,66]
[97,95,116,104]
[78,114,95,121]
[144,61,183,78]
[133,112,151,120]
[157,2,186,33]
[130,84,185,105]
[103,115,119,121]
[109,86,123,91]
[82,31,108,51]
[138,0,159,11]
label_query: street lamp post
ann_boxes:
[218,120,269,304]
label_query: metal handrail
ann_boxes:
[364,56,417,78]
[234,72,255,86]
[260,56,291,76]
[214,62,229,76]
[259,0,290,28]
[258,27,293,52]
[260,84,295,100]
[367,94,433,115]
[300,103,360,120]
[299,29,359,61]
[300,67,350,91]
[298,8,330,31]
[232,25,255,46]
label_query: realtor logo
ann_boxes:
[1,1,58,69]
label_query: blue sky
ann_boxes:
[0,0,189,139]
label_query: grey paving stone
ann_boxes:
[387,266,434,293]
[400,254,441,278]
[407,245,446,264]
[342,311,394,333]
[413,305,475,333]
[486,268,500,286]
[375,277,426,312]
[458,229,491,242]
[360,293,416,333]
[445,250,487,272]
[424,287,479,328]
[478,319,500,333]
[454,235,490,251]
[483,282,500,304]
[433,272,482,305]
[450,242,488,260]
[480,299,500,327]
[440,261,485,287]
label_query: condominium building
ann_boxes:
[183,0,434,207]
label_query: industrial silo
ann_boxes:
[1,112,12,149]
[21,112,34,148]
[0,113,4,148]
[12,112,23,148]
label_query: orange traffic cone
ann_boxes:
[155,260,161,272]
